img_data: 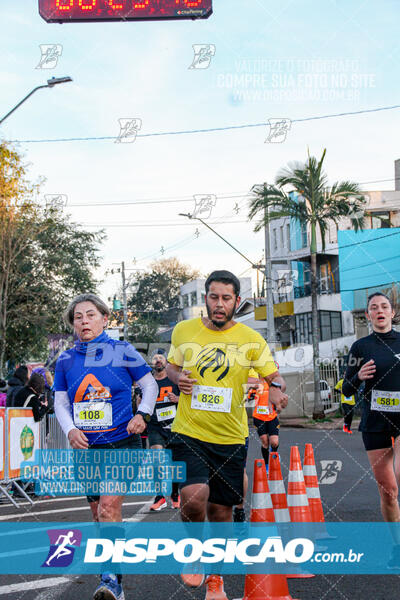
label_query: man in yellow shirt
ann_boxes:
[167,270,288,600]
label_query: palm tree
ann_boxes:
[249,149,366,419]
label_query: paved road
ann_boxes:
[0,428,398,600]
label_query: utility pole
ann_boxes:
[264,207,276,350]
[121,261,128,341]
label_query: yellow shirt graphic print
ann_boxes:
[168,318,276,444]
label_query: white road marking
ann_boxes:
[0,577,70,595]
[0,496,87,507]
[124,499,154,521]
[0,500,146,521]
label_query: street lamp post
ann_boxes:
[0,76,72,125]
[264,207,276,351]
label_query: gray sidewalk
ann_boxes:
[280,416,361,430]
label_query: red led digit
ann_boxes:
[108,0,123,8]
[183,0,202,6]
[133,0,150,8]
[78,0,97,9]
[56,0,74,10]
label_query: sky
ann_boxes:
[1,0,400,302]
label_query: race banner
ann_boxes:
[7,408,40,479]
[0,408,4,481]
[0,522,399,575]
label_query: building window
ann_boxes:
[273,229,278,251]
[201,292,206,304]
[320,264,329,293]
[286,223,291,250]
[371,211,391,228]
[183,294,189,307]
[294,311,342,343]
[280,225,284,247]
[190,291,197,306]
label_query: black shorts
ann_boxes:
[253,416,280,437]
[148,426,172,448]
[244,436,249,467]
[169,433,246,507]
[362,431,400,451]
[85,434,142,503]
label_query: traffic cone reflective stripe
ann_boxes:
[252,493,273,510]
[250,460,274,522]
[287,494,309,507]
[268,452,290,523]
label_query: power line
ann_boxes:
[7,103,400,144]
[69,192,251,208]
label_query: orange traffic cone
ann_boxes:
[268,452,290,523]
[303,443,324,522]
[250,459,275,523]
[303,443,335,541]
[233,460,299,600]
[237,573,299,600]
[286,446,314,580]
[287,446,312,523]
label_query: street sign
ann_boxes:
[38,0,212,22]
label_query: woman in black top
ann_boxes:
[343,292,400,526]
[14,372,48,422]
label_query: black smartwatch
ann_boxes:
[136,410,151,423]
[270,381,282,389]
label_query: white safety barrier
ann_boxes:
[0,409,69,507]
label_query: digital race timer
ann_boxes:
[38,0,212,22]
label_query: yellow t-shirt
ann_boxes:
[335,379,356,406]
[168,318,277,444]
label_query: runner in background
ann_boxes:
[249,368,280,473]
[148,351,180,511]
[342,292,400,568]
[335,378,356,434]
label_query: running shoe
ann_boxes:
[150,496,167,511]
[233,507,246,522]
[205,575,228,600]
[171,495,180,509]
[347,428,353,434]
[180,562,205,587]
[387,545,400,570]
[342,425,348,433]
[93,573,124,600]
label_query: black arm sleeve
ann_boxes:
[342,342,362,397]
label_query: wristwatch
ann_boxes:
[270,381,282,389]
[136,410,151,423]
